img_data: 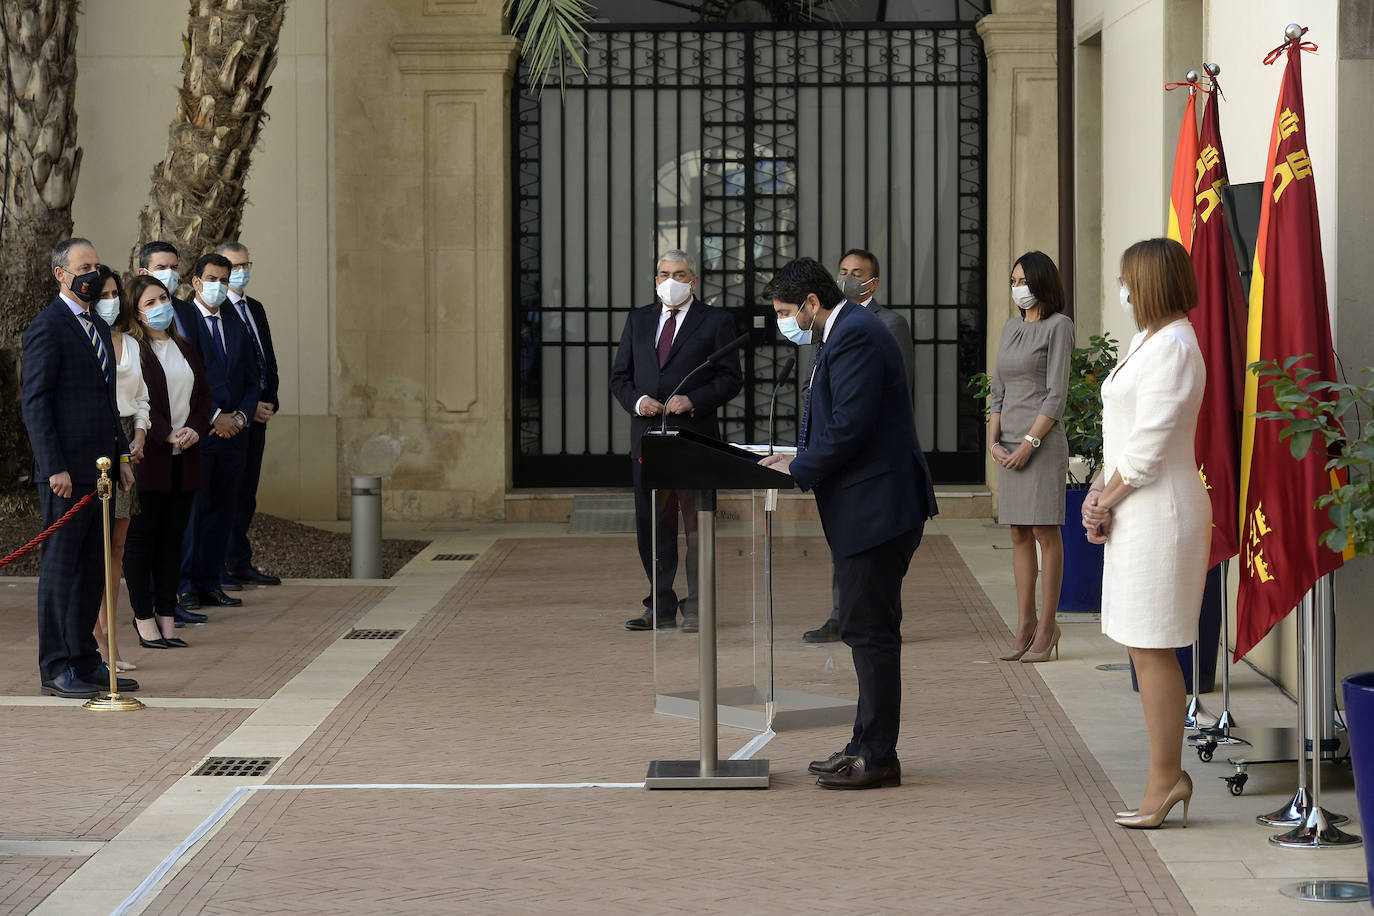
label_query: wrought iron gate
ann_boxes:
[513,16,987,487]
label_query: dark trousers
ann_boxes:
[181,441,247,594]
[125,458,195,620]
[36,484,110,682]
[631,460,699,621]
[225,420,266,572]
[836,524,923,767]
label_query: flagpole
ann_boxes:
[1271,577,1359,848]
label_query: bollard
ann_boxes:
[85,457,144,712]
[350,476,383,579]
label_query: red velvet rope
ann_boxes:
[0,492,97,570]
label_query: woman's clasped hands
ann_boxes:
[1082,488,1112,544]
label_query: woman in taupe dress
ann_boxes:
[987,251,1074,663]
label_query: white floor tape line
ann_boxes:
[110,782,647,916]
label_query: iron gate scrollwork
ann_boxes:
[513,15,987,487]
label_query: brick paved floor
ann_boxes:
[124,536,1192,915]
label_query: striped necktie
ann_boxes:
[78,312,111,384]
[797,339,823,451]
[236,300,267,388]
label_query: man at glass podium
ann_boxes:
[609,248,744,634]
[761,257,938,789]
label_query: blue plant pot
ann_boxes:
[1059,486,1104,612]
[1341,672,1374,901]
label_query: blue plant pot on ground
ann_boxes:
[1341,671,1374,902]
[1059,487,1103,612]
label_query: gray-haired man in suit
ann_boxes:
[801,248,917,644]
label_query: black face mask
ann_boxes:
[66,268,103,305]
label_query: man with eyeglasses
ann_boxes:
[610,248,743,633]
[216,241,282,589]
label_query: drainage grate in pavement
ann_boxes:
[432,553,478,561]
[568,495,637,534]
[343,628,405,640]
[193,757,279,777]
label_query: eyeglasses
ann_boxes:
[231,261,253,270]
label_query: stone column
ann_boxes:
[976,3,1060,508]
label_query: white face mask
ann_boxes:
[1119,283,1134,317]
[229,267,250,291]
[656,277,693,308]
[148,267,179,290]
[199,280,228,309]
[95,298,120,324]
[1011,285,1036,311]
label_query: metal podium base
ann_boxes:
[645,758,770,789]
[655,685,855,732]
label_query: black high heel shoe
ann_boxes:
[156,616,189,648]
[133,619,171,649]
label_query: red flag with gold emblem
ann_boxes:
[1236,30,1345,660]
[1190,79,1247,570]
[1167,87,1199,251]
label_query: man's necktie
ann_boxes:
[237,302,267,388]
[78,312,111,384]
[656,309,677,368]
[207,314,227,360]
[797,339,823,451]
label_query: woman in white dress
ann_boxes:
[1082,238,1209,829]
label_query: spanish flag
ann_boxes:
[1236,29,1345,660]
[1190,79,1247,571]
[1166,88,1199,251]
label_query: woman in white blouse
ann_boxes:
[122,276,211,649]
[96,265,149,672]
[1082,238,1209,830]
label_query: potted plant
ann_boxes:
[970,332,1119,611]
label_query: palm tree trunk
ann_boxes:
[131,0,286,279]
[0,1,82,490]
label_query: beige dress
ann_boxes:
[1099,318,1210,648]
[112,334,150,518]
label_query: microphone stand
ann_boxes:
[767,356,796,456]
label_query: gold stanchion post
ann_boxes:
[84,457,144,712]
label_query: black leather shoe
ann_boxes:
[81,664,140,693]
[234,566,281,586]
[816,757,901,790]
[177,591,201,610]
[680,615,699,633]
[219,574,243,591]
[134,620,171,649]
[808,750,858,775]
[40,668,101,699]
[803,618,842,644]
[199,589,243,607]
[625,612,675,631]
[174,607,208,626]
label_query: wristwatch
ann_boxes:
[1024,434,1041,448]
[233,410,247,428]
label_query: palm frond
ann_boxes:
[505,0,595,97]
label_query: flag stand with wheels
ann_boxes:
[1188,564,1249,760]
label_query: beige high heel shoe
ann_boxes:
[1020,625,1061,663]
[998,634,1035,661]
[1115,772,1192,829]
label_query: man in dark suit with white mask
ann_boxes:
[609,248,743,633]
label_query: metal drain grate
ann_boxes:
[193,757,278,777]
[343,628,405,640]
[432,553,478,561]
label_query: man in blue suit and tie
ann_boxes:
[175,252,260,613]
[761,257,938,789]
[22,237,139,697]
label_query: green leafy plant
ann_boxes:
[1252,355,1374,555]
[969,332,1118,486]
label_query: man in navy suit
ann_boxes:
[217,241,282,587]
[175,252,260,612]
[21,237,139,697]
[761,257,938,789]
[610,248,743,632]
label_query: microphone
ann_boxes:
[767,355,796,456]
[659,332,751,433]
